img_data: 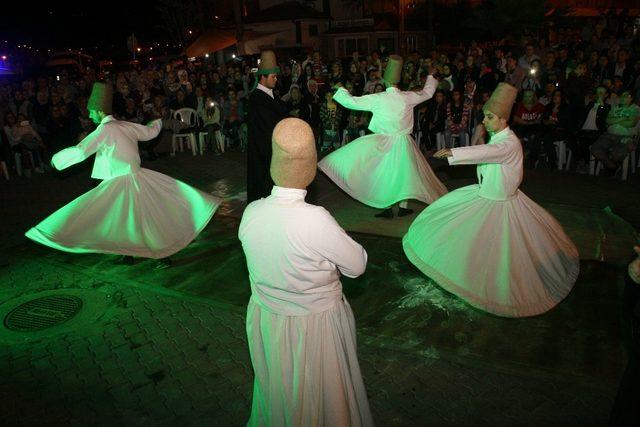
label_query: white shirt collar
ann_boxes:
[101,115,116,124]
[488,126,510,142]
[257,83,274,99]
[271,185,307,200]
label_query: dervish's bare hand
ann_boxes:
[434,148,452,158]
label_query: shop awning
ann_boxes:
[185,29,237,58]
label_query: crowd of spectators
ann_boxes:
[1,12,639,180]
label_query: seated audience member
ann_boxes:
[589,90,640,175]
[512,89,545,163]
[222,89,245,147]
[4,112,45,174]
[535,90,571,168]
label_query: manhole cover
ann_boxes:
[3,295,83,332]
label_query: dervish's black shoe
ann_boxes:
[397,207,414,217]
[374,208,394,219]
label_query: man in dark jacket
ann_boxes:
[247,50,288,203]
[568,86,611,172]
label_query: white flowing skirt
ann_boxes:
[403,185,580,318]
[246,297,373,427]
[25,168,220,259]
[318,133,447,208]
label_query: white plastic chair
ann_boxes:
[172,108,198,156]
[199,127,225,155]
[590,123,639,180]
[591,151,635,180]
[553,140,567,170]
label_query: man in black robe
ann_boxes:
[247,50,288,203]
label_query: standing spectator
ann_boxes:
[522,59,543,94]
[328,61,345,87]
[423,89,447,150]
[518,43,540,73]
[362,68,381,94]
[222,89,244,148]
[611,48,632,89]
[505,56,526,90]
[570,85,610,173]
[346,62,364,96]
[445,88,471,147]
[285,84,310,123]
[492,47,507,75]
[32,90,50,137]
[194,86,207,120]
[306,79,322,136]
[201,97,224,155]
[319,88,343,152]
[592,55,612,86]
[439,64,456,92]
[46,104,74,154]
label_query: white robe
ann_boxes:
[239,186,373,426]
[403,127,580,317]
[318,76,447,208]
[25,116,220,259]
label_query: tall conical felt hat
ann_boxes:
[383,54,403,85]
[270,118,317,189]
[258,50,280,75]
[483,83,517,119]
[87,82,113,114]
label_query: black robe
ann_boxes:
[246,89,288,203]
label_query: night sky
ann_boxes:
[0,2,165,49]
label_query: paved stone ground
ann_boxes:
[0,149,636,425]
[0,252,613,426]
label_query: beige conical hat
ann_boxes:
[87,82,113,114]
[383,54,403,86]
[258,50,280,75]
[270,118,317,189]
[483,83,518,119]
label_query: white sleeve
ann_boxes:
[313,211,368,278]
[448,142,513,165]
[333,87,377,112]
[51,128,104,170]
[403,75,438,105]
[127,119,163,141]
